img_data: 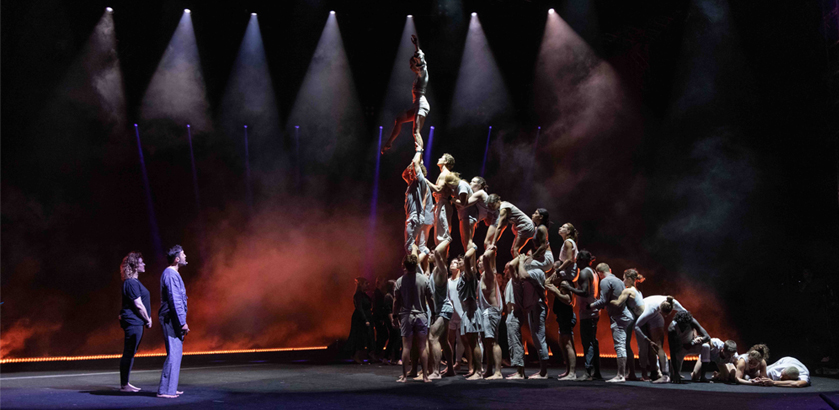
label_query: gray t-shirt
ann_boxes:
[405,167,428,219]
[590,274,633,322]
[395,272,430,316]
[500,202,533,235]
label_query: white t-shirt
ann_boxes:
[767,357,810,384]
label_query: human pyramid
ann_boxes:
[384,36,810,388]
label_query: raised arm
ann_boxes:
[431,239,451,285]
[488,207,509,246]
[463,246,477,280]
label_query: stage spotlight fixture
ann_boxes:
[471,12,477,16]
[251,12,257,16]
[106,7,113,12]
[549,8,555,14]
[407,14,413,18]
[184,9,191,13]
[330,10,335,15]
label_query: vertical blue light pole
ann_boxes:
[134,124,163,263]
[423,126,436,167]
[480,125,492,177]
[244,125,253,214]
[365,126,384,277]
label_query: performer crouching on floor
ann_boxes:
[667,310,711,383]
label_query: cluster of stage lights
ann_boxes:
[104,8,557,16]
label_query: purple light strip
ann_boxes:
[133,124,163,261]
[423,126,435,167]
[365,126,384,277]
[480,125,492,177]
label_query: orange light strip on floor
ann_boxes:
[0,346,328,364]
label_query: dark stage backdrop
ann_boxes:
[2,0,838,365]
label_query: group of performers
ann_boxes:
[367,35,812,387]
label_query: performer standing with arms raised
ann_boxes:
[382,35,429,155]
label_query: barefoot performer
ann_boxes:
[382,35,429,155]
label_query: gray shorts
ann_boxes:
[482,306,502,339]
[460,303,484,334]
[413,95,430,117]
[435,301,454,322]
[400,312,429,338]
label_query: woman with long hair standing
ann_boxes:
[118,252,152,392]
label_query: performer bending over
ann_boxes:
[488,200,536,258]
[479,246,504,379]
[428,240,455,378]
[754,357,810,387]
[459,246,484,379]
[588,263,634,383]
[561,250,603,381]
[698,339,738,382]
[667,310,711,383]
[403,149,427,255]
[634,295,687,383]
[382,35,428,154]
[453,176,478,252]
[393,251,436,383]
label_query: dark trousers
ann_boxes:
[119,325,144,386]
[374,319,389,355]
[579,317,601,375]
[385,323,402,361]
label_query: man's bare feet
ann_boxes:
[485,372,503,380]
[506,372,526,380]
[606,376,626,383]
[428,373,442,380]
[558,373,577,381]
[652,375,671,384]
[423,377,432,383]
[396,375,407,383]
[156,394,178,399]
[466,372,483,380]
[529,372,548,379]
[556,370,569,379]
[413,375,424,381]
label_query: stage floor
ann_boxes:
[2,359,837,409]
